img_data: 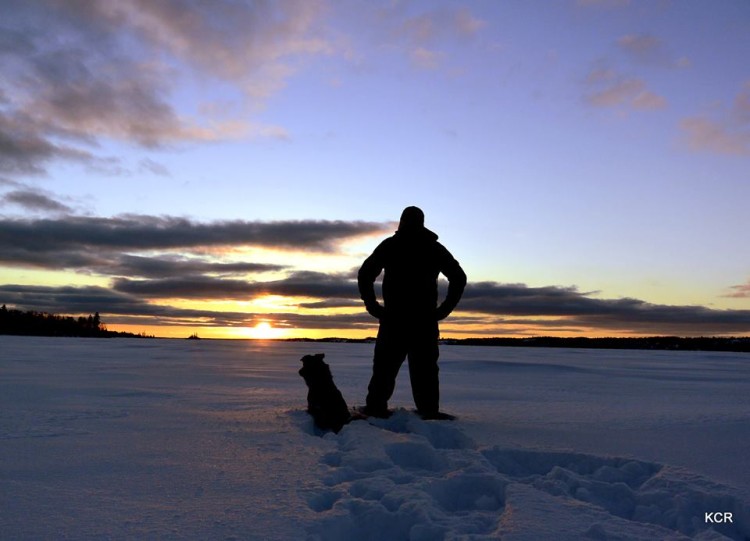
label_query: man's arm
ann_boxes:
[435,247,467,321]
[357,243,386,319]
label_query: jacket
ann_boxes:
[357,227,467,321]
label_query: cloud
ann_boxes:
[584,31,684,113]
[0,215,390,260]
[617,33,691,69]
[0,283,375,330]
[2,211,746,336]
[724,281,750,299]
[112,271,357,301]
[458,282,750,335]
[391,7,484,44]
[98,255,285,279]
[0,0,329,177]
[0,284,149,316]
[299,299,363,309]
[454,8,486,36]
[587,79,666,110]
[410,48,444,70]
[735,82,750,123]
[0,283,256,327]
[373,5,484,71]
[584,65,667,111]
[1,8,205,150]
[617,34,665,65]
[4,267,750,335]
[137,159,170,177]
[5,278,750,336]
[0,214,391,296]
[576,0,630,7]
[0,177,22,188]
[0,210,746,337]
[680,81,750,156]
[88,0,332,99]
[618,34,661,57]
[1,189,74,214]
[0,111,94,175]
[680,117,750,155]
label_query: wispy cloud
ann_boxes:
[584,64,667,111]
[0,111,95,175]
[94,0,332,99]
[374,5,485,71]
[409,47,444,70]
[390,6,485,44]
[583,29,689,114]
[680,82,750,155]
[680,117,750,155]
[0,1,486,179]
[1,188,74,214]
[724,280,750,299]
[735,82,750,123]
[616,33,689,68]
[137,158,170,177]
[576,0,630,8]
[618,34,661,58]
[0,0,328,177]
[587,78,666,110]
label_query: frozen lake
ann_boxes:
[1,336,748,540]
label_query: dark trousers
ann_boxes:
[366,318,440,415]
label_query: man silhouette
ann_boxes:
[358,206,467,419]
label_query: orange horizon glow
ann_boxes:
[103,322,738,341]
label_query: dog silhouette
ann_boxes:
[298,353,351,433]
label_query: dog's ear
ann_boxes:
[300,353,325,364]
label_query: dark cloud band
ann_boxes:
[0,215,390,256]
[4,278,750,336]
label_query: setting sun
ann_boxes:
[247,321,284,340]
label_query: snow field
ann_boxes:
[1,336,748,540]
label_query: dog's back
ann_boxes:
[298,353,350,432]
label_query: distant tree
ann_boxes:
[0,308,148,339]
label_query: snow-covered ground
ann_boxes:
[1,336,748,540]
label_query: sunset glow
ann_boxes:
[246,322,286,340]
[1,1,749,339]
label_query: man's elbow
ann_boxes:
[357,267,375,288]
[454,267,467,289]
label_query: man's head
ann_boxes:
[398,206,425,232]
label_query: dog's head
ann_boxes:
[299,353,331,382]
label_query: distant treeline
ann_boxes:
[0,306,151,338]
[440,336,750,353]
[286,335,750,352]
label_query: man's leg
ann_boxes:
[365,321,407,415]
[407,322,440,416]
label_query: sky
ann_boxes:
[1,0,750,339]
